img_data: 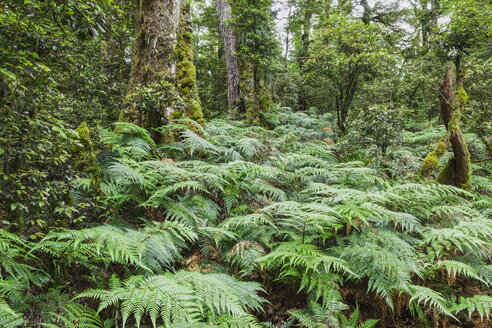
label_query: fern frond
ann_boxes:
[0,298,25,328]
[437,260,487,285]
[181,129,219,155]
[173,271,266,315]
[259,242,354,279]
[40,303,103,328]
[79,271,265,327]
[37,223,195,272]
[450,295,492,320]
[409,285,454,318]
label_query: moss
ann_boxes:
[437,116,471,190]
[74,122,91,152]
[448,110,462,134]
[72,122,102,199]
[418,140,448,180]
[455,87,468,109]
[437,156,454,185]
[178,77,196,90]
[177,60,195,77]
[173,2,204,127]
[175,38,203,125]
[458,138,472,190]
[175,38,193,60]
[258,86,273,113]
[187,101,204,123]
[175,3,194,61]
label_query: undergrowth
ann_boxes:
[0,108,490,327]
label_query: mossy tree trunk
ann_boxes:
[297,0,314,112]
[120,0,203,136]
[435,65,471,189]
[175,1,204,125]
[216,0,273,122]
[215,0,243,113]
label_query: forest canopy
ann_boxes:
[0,0,491,327]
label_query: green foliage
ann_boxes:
[343,105,404,156]
[450,295,492,320]
[1,2,491,327]
[36,221,197,272]
[0,298,25,328]
[0,106,490,327]
[305,14,394,131]
[290,301,378,328]
[229,0,280,71]
[79,271,265,327]
[0,0,131,126]
[40,303,107,328]
[436,0,492,63]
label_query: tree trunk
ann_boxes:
[120,0,203,136]
[438,65,454,128]
[436,65,471,189]
[215,0,242,113]
[419,0,430,46]
[430,0,439,36]
[454,54,463,89]
[337,0,352,14]
[360,0,371,24]
[176,1,204,124]
[419,0,439,47]
[297,0,314,111]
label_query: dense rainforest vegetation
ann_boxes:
[0,0,491,327]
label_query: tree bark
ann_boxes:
[360,0,371,24]
[128,0,181,96]
[176,1,204,124]
[297,0,314,111]
[215,0,242,113]
[120,0,203,135]
[436,65,471,189]
[438,65,454,128]
[419,0,430,46]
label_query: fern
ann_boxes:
[409,285,454,318]
[40,303,105,328]
[289,301,377,328]
[437,260,488,285]
[170,314,263,328]
[0,298,25,328]
[450,295,492,320]
[338,306,378,328]
[181,129,219,155]
[36,222,196,272]
[336,229,421,309]
[78,271,265,327]
[424,220,492,260]
[258,242,353,303]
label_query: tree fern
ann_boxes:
[450,295,492,320]
[40,303,105,328]
[0,298,25,328]
[36,222,196,272]
[437,260,488,285]
[258,242,353,303]
[79,274,200,327]
[409,285,454,318]
[78,271,265,328]
[336,229,421,309]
